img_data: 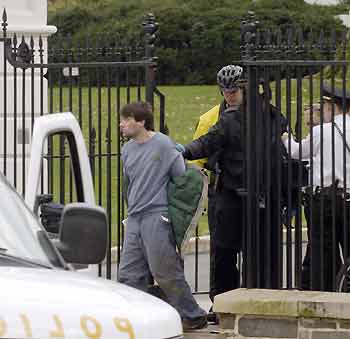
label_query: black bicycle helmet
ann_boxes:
[217,65,243,91]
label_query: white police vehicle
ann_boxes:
[0,113,183,339]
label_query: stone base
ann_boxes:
[213,289,350,338]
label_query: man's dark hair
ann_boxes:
[120,102,154,130]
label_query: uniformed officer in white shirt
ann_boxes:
[281,84,350,291]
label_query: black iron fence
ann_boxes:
[241,12,350,292]
[0,9,164,279]
[2,7,350,294]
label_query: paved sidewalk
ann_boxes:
[193,293,211,312]
[184,324,221,339]
[183,294,221,339]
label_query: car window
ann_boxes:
[0,176,63,268]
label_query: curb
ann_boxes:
[182,227,309,255]
[106,236,211,264]
[183,235,210,255]
[107,227,308,262]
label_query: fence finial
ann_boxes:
[39,35,44,63]
[143,13,159,56]
[2,8,7,36]
[143,13,159,107]
[240,11,259,61]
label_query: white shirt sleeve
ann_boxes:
[282,127,320,160]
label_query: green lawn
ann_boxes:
[48,80,337,243]
[156,85,223,144]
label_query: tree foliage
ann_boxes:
[48,0,348,84]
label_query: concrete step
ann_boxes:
[184,324,222,339]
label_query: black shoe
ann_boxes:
[207,311,218,324]
[182,315,208,331]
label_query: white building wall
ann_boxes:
[0,0,56,194]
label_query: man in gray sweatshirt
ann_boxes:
[118,101,207,330]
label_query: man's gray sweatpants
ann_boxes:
[118,210,206,320]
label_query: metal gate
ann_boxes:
[0,10,165,279]
[3,8,349,293]
[241,13,350,291]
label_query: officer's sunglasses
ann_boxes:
[222,86,240,94]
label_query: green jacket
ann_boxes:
[122,162,208,256]
[167,163,208,256]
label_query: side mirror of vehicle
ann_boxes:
[53,203,107,265]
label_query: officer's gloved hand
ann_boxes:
[175,143,186,154]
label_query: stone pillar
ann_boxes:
[0,0,56,194]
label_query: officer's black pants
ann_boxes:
[211,189,243,297]
[250,192,281,289]
[211,188,281,298]
[301,192,350,291]
[207,185,217,302]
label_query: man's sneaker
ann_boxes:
[182,315,208,331]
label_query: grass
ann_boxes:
[47,80,339,244]
[157,85,223,144]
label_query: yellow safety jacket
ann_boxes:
[190,104,220,168]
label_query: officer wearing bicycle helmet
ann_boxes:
[186,65,244,323]
[217,64,244,93]
[179,64,288,305]
[179,65,246,310]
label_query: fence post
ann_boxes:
[143,13,158,108]
[240,11,258,63]
[240,11,259,288]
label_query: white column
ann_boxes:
[0,0,56,194]
[338,11,350,28]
